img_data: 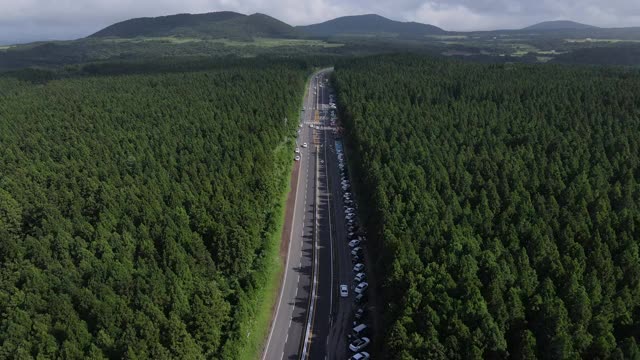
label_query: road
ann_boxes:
[263,68,362,360]
[262,69,327,360]
[307,71,360,360]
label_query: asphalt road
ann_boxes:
[308,70,361,360]
[262,69,327,360]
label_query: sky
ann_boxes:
[1,0,639,44]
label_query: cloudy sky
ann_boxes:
[1,0,639,44]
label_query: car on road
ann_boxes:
[347,219,356,226]
[345,207,355,213]
[340,284,349,297]
[294,156,301,161]
[343,192,352,198]
[302,142,308,148]
[355,272,366,283]
[299,124,303,128]
[355,282,369,294]
[346,213,356,220]
[295,148,300,154]
[351,255,361,264]
[348,239,361,248]
[349,337,371,352]
[349,352,370,360]
[351,247,363,257]
[309,124,314,128]
[353,263,365,272]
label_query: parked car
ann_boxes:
[349,352,370,360]
[348,239,361,248]
[354,307,366,321]
[295,156,301,161]
[340,284,349,297]
[354,272,367,283]
[295,148,300,154]
[351,255,361,264]
[355,282,369,294]
[351,247,363,257]
[354,292,368,304]
[349,337,371,352]
[353,263,365,272]
[302,142,308,148]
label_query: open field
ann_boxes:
[565,38,640,43]
[98,36,343,48]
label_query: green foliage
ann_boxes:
[334,54,640,359]
[0,59,307,358]
[90,11,301,40]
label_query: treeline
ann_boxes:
[0,60,307,358]
[333,55,640,359]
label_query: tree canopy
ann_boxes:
[333,54,640,359]
[0,59,307,359]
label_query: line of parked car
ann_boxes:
[336,144,372,360]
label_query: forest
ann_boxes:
[333,55,640,359]
[0,59,307,358]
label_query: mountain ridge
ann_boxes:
[523,20,598,30]
[297,14,446,38]
[90,11,301,39]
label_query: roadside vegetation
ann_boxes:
[333,54,640,359]
[0,59,308,359]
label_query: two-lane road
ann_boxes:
[262,69,328,360]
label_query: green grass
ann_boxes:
[96,36,343,48]
[565,38,640,43]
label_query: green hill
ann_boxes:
[524,20,597,30]
[297,14,446,38]
[90,11,301,40]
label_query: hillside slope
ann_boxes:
[524,20,597,30]
[90,11,300,39]
[297,14,445,37]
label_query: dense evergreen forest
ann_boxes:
[0,60,307,358]
[333,55,640,359]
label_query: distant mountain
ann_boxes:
[90,11,300,39]
[523,20,598,31]
[297,14,446,38]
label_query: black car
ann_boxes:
[351,255,361,264]
[355,293,368,304]
[354,308,366,321]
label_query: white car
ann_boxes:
[340,284,349,297]
[309,124,314,128]
[348,239,361,248]
[354,272,366,283]
[302,142,308,148]
[355,282,369,294]
[353,263,365,272]
[350,352,370,360]
[346,213,356,220]
[349,337,370,352]
[295,148,300,154]
[294,156,301,161]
